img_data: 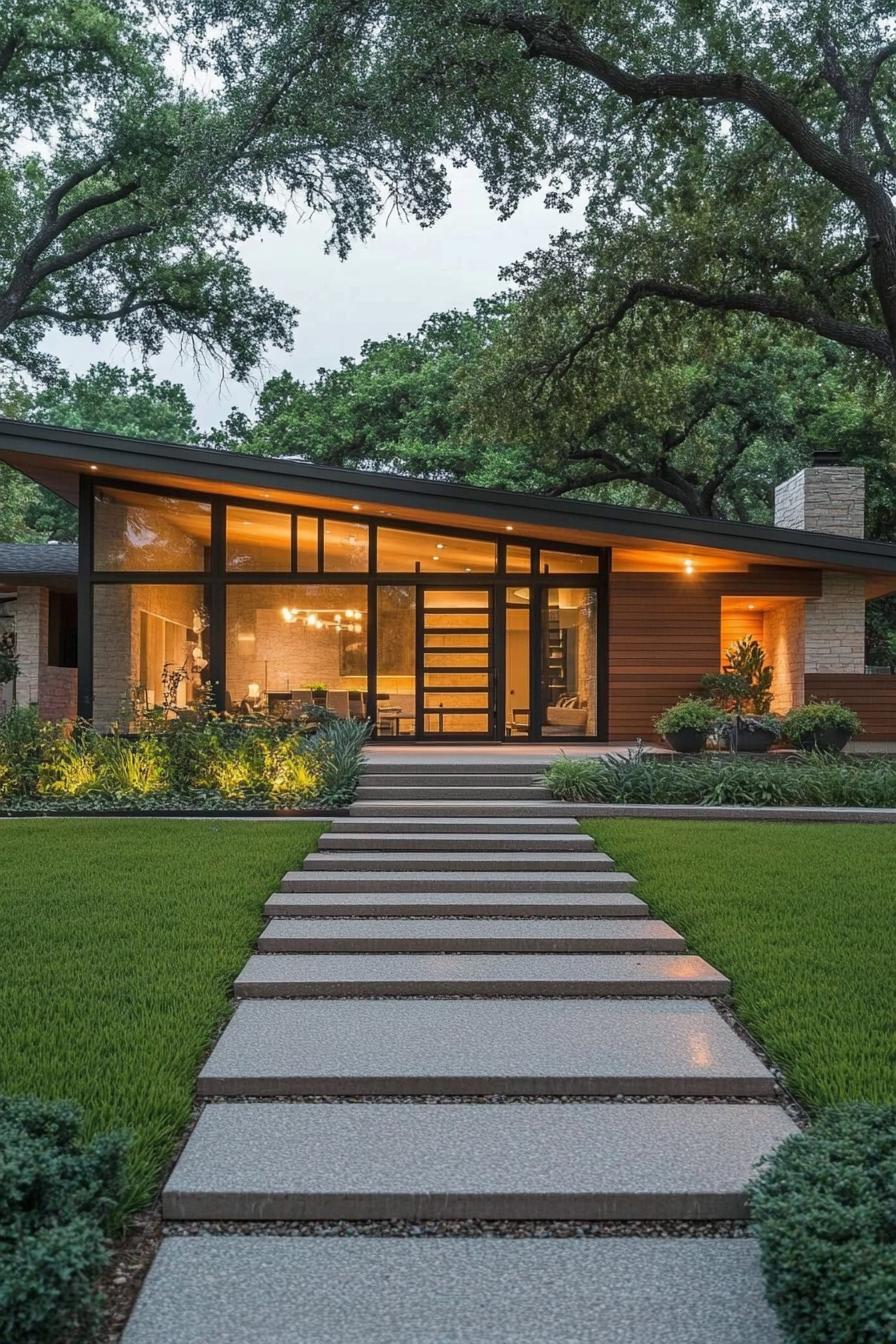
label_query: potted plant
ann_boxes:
[717,712,783,753]
[310,682,328,707]
[700,635,781,753]
[654,698,719,753]
[782,700,862,753]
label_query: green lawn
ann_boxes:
[0,818,324,1219]
[583,819,896,1110]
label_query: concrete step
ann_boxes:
[279,871,636,893]
[318,832,594,851]
[350,802,587,817]
[356,786,551,801]
[330,816,584,834]
[199,998,774,1097]
[162,1102,797,1220]
[360,774,540,784]
[265,888,648,919]
[362,760,547,774]
[123,1236,784,1344]
[233,952,728,998]
[257,917,686,953]
[303,851,615,872]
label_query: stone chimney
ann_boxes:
[774,451,866,679]
[774,450,865,538]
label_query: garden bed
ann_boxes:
[545,750,896,808]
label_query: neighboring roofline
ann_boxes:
[2,416,896,574]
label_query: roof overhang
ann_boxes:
[2,416,896,586]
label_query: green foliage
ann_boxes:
[0,819,323,1218]
[654,698,719,735]
[701,635,774,714]
[0,1095,128,1344]
[2,709,369,809]
[749,1105,896,1344]
[544,751,896,808]
[0,1,481,381]
[587,817,896,1106]
[0,706,56,795]
[783,700,863,744]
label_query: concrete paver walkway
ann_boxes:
[124,757,791,1341]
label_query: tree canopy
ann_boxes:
[0,1,479,381]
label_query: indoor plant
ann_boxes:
[310,682,328,707]
[654,698,719,753]
[782,700,862,753]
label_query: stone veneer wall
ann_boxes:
[804,573,866,674]
[774,467,865,538]
[774,463,867,685]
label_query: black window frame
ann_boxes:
[79,474,610,741]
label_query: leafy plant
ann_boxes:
[783,701,862,745]
[101,735,170,796]
[701,636,774,715]
[0,707,59,795]
[0,1096,128,1344]
[309,717,372,807]
[543,752,896,809]
[654,698,719,736]
[309,683,328,696]
[749,1105,896,1344]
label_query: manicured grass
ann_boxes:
[582,819,896,1110]
[0,818,324,1219]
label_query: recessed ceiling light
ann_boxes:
[435,543,445,549]
[90,465,98,471]
[431,555,439,561]
[505,525,513,532]
[351,504,361,511]
[683,558,694,574]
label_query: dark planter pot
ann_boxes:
[312,692,327,706]
[794,725,852,754]
[721,722,777,753]
[663,728,709,753]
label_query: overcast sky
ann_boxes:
[41,166,585,431]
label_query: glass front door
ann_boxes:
[418,587,495,738]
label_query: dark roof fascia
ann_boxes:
[2,417,896,574]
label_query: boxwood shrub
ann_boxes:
[749,1105,896,1344]
[0,1096,128,1344]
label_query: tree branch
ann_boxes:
[467,10,885,211]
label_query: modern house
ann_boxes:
[1,418,895,742]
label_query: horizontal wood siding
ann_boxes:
[608,566,822,741]
[804,674,896,740]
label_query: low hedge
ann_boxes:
[749,1105,896,1344]
[543,751,896,808]
[0,1096,128,1344]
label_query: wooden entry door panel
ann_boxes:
[418,588,495,737]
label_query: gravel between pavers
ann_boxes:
[161,1217,754,1240]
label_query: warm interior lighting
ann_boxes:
[90,464,98,471]
[684,558,695,574]
[435,543,445,549]
[505,525,514,531]
[351,504,361,511]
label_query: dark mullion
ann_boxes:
[367,525,378,728]
[598,547,611,741]
[414,586,425,737]
[208,499,227,713]
[316,517,324,573]
[491,582,502,741]
[290,514,298,574]
[77,474,94,720]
